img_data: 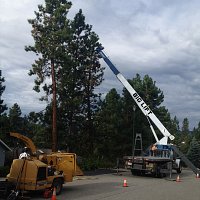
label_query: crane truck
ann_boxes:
[97,46,200,177]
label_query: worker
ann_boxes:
[48,160,55,176]
[19,147,30,159]
[170,149,173,159]
[150,144,157,156]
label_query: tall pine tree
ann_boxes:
[25,0,72,151]
[179,118,191,154]
[0,70,7,114]
[95,88,123,160]
[187,137,200,168]
[57,9,104,155]
[0,70,8,142]
[9,103,22,132]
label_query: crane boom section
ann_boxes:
[98,48,174,144]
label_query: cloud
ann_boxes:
[1,0,200,129]
[0,0,45,114]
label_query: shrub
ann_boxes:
[80,157,115,171]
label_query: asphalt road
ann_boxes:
[20,169,200,200]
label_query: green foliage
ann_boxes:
[54,9,103,156]
[94,74,175,160]
[121,74,166,149]
[182,118,190,135]
[170,116,180,135]
[0,113,10,141]
[25,2,103,154]
[8,103,22,132]
[187,137,200,168]
[173,118,191,154]
[80,156,115,171]
[26,0,72,96]
[0,70,8,114]
[94,89,124,160]
[26,0,73,151]
[1,69,199,167]
[192,122,200,141]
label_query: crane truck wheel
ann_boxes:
[131,169,143,176]
[52,178,63,195]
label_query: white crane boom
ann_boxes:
[97,46,175,145]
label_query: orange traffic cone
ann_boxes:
[196,173,199,178]
[51,187,57,200]
[123,179,128,187]
[176,175,181,182]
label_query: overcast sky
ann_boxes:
[1,0,200,129]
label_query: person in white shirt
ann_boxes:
[19,147,30,159]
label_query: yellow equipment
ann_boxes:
[7,159,63,192]
[2,132,82,197]
[5,154,76,195]
[10,132,83,176]
[46,152,77,182]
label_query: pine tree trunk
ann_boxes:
[51,59,57,152]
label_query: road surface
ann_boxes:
[21,169,200,200]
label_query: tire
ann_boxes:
[131,169,143,176]
[52,178,63,195]
[131,169,138,175]
[154,165,163,178]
